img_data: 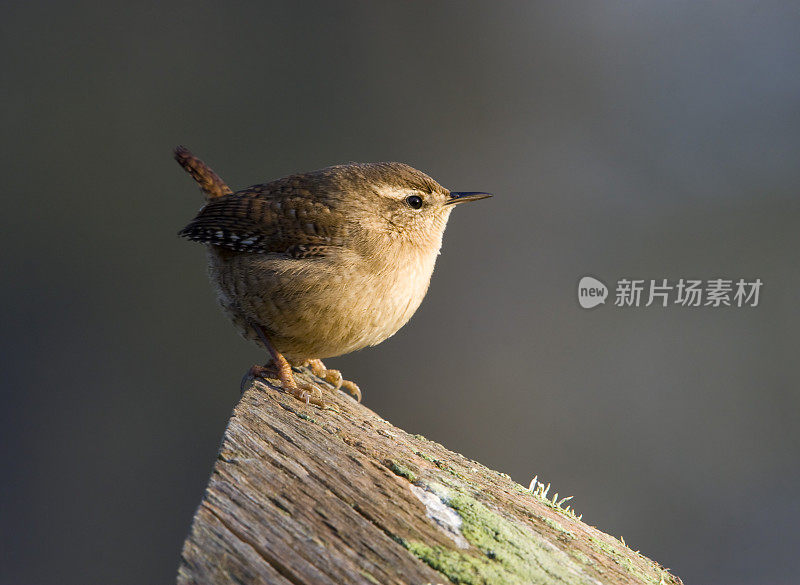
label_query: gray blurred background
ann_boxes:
[2,2,798,584]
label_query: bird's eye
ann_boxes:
[405,195,424,210]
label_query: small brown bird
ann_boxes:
[176,146,491,406]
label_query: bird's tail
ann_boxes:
[174,146,233,199]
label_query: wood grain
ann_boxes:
[178,371,683,585]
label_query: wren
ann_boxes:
[176,146,491,406]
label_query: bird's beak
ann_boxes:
[445,191,493,205]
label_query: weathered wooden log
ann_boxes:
[178,370,682,585]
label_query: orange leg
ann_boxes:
[245,324,324,407]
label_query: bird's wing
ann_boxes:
[178,182,346,257]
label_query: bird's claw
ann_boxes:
[305,359,362,401]
[244,363,325,407]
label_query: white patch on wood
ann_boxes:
[410,484,468,549]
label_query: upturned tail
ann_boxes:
[174,146,233,199]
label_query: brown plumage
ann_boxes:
[176,147,491,405]
[174,146,232,199]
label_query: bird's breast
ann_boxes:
[329,243,439,352]
[206,241,440,361]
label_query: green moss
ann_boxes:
[387,460,417,483]
[403,486,595,585]
[297,412,316,423]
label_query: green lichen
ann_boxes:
[587,536,666,585]
[543,517,575,539]
[387,460,417,483]
[403,486,595,585]
[414,450,437,463]
[587,536,617,557]
[433,460,465,481]
[569,549,593,566]
[405,541,514,585]
[297,412,316,423]
[528,477,582,520]
[409,448,468,480]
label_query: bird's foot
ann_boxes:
[245,323,326,407]
[243,363,324,407]
[304,359,362,402]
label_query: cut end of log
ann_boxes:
[177,370,683,585]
